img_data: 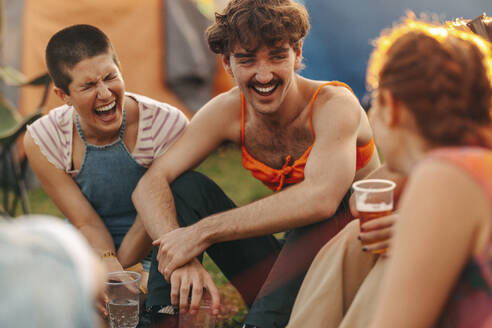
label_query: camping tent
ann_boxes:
[0,0,233,194]
[1,0,233,117]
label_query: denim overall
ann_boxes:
[74,110,150,267]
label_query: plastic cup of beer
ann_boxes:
[105,271,141,328]
[352,179,396,254]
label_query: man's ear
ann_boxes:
[294,40,303,70]
[53,87,71,106]
[222,55,233,76]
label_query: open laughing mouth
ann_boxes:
[94,101,117,117]
[251,81,280,97]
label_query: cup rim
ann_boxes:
[352,179,396,192]
[105,270,142,285]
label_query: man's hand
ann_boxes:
[153,226,209,280]
[359,213,399,254]
[169,258,220,315]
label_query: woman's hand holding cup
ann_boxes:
[352,179,396,255]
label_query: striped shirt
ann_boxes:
[27,92,188,175]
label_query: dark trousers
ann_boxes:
[146,171,353,327]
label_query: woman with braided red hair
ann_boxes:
[287,16,492,328]
[367,17,492,328]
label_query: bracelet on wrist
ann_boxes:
[101,250,116,259]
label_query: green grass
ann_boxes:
[13,143,271,327]
[27,187,64,216]
[195,142,273,206]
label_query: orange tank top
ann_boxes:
[241,81,375,191]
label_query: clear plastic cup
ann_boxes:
[105,271,141,328]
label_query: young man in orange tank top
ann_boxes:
[133,1,384,327]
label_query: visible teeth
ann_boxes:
[95,101,115,112]
[255,85,275,93]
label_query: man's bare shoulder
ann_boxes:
[193,86,242,142]
[201,86,241,114]
[315,83,360,108]
[312,83,363,129]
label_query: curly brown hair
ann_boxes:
[205,0,310,56]
[368,17,492,147]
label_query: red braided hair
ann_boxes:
[368,16,492,147]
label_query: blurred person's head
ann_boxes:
[0,215,105,328]
[366,15,492,174]
[46,24,126,142]
[205,0,310,59]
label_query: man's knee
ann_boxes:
[171,171,211,195]
[171,171,226,202]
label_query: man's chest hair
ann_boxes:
[244,124,313,169]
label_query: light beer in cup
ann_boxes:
[352,179,396,254]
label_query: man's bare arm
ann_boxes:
[155,86,369,274]
[131,90,241,314]
[132,91,240,239]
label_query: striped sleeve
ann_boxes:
[132,97,188,167]
[153,104,188,158]
[26,106,73,172]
